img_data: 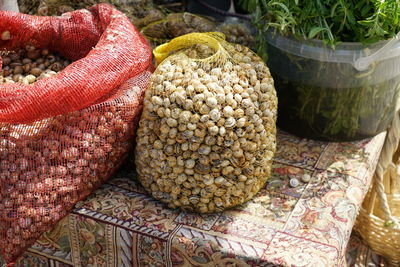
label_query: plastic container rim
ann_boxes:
[265,30,400,68]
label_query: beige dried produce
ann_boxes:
[135,32,277,213]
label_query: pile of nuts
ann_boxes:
[139,12,255,49]
[0,103,137,256]
[0,47,143,259]
[0,44,70,84]
[23,0,153,20]
[218,22,254,49]
[135,39,277,213]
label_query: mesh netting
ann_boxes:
[135,33,277,213]
[0,4,152,264]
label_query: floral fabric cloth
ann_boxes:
[3,130,387,266]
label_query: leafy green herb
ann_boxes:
[240,0,400,141]
[241,0,400,45]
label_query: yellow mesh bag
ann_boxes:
[153,32,227,64]
[135,32,278,213]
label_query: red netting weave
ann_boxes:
[0,4,152,264]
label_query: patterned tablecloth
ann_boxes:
[7,130,387,267]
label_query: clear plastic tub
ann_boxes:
[266,31,400,141]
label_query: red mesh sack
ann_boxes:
[0,4,152,264]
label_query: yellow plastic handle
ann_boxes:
[153,32,226,64]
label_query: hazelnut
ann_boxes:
[30,68,43,77]
[1,31,10,41]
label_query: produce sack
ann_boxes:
[0,4,152,264]
[135,32,277,213]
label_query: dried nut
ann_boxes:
[30,68,43,77]
[12,74,22,82]
[22,64,31,73]
[25,75,36,84]
[41,49,49,56]
[2,56,11,66]
[50,62,63,72]
[36,58,45,64]
[1,31,10,41]
[0,44,134,256]
[38,63,46,70]
[21,78,30,85]
[27,50,41,60]
[13,66,23,75]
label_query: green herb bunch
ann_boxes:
[240,0,400,141]
[241,0,400,45]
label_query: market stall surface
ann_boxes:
[2,130,386,266]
